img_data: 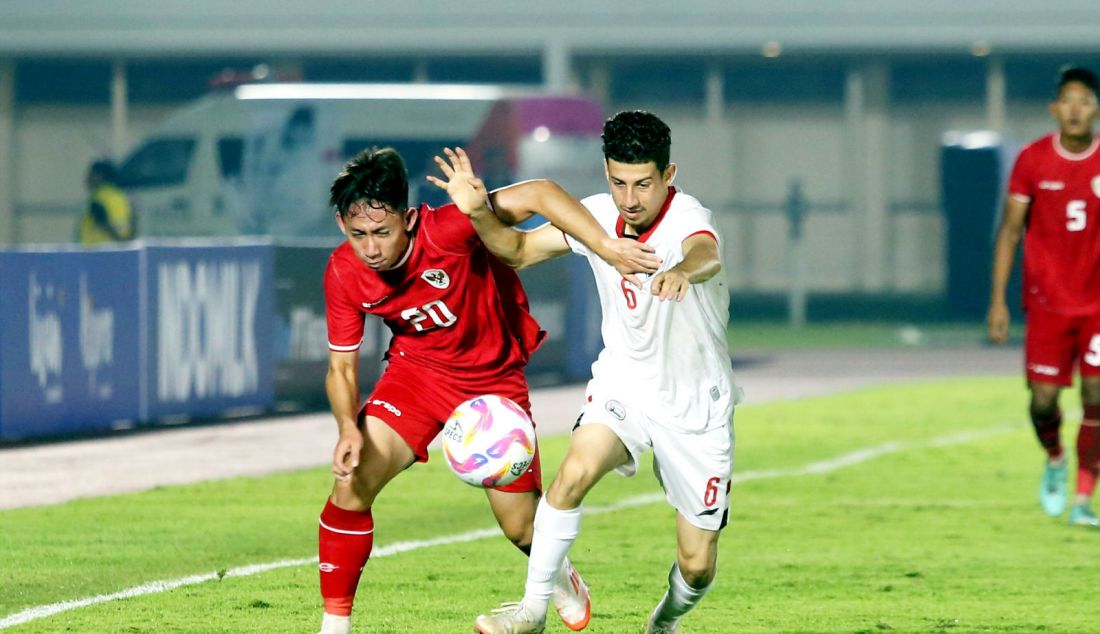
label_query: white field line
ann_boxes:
[0,422,1020,630]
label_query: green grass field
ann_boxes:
[2,376,1096,633]
[726,321,1023,350]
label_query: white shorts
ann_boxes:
[576,381,735,531]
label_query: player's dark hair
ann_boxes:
[89,159,117,184]
[1057,65,1099,97]
[601,111,672,173]
[329,147,409,218]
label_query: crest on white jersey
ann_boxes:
[605,400,626,421]
[421,269,450,289]
[1091,175,1100,199]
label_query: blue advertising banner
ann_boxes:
[142,243,275,420]
[0,248,142,440]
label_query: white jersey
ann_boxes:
[565,187,741,432]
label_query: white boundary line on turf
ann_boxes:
[0,422,1019,630]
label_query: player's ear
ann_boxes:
[403,206,419,232]
[334,210,346,233]
[663,163,677,186]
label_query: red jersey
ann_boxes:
[324,202,545,378]
[1008,133,1100,315]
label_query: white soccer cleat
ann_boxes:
[644,607,680,634]
[474,602,546,634]
[317,612,351,634]
[552,558,591,631]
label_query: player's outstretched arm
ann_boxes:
[326,349,363,481]
[987,196,1028,344]
[489,179,662,285]
[651,233,721,302]
[427,148,535,267]
[430,147,661,282]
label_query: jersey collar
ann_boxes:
[1053,133,1100,161]
[616,187,676,242]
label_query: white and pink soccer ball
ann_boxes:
[442,394,536,488]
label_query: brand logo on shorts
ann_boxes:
[421,269,450,289]
[370,399,402,416]
[605,400,626,421]
[710,386,720,401]
[1027,363,1060,377]
[1091,175,1100,198]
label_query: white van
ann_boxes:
[116,83,608,239]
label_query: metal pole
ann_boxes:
[785,181,807,328]
[0,59,15,245]
[110,59,129,161]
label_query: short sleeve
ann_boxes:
[668,205,719,251]
[421,203,479,255]
[1007,146,1035,202]
[324,258,365,351]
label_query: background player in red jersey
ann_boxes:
[316,147,661,634]
[988,66,1100,527]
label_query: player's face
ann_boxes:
[336,201,418,271]
[1050,82,1099,138]
[605,159,677,234]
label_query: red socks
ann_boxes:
[1029,407,1063,459]
[319,499,375,617]
[1075,406,1100,497]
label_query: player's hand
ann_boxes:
[600,237,661,288]
[987,302,1010,344]
[426,147,490,218]
[650,269,691,302]
[332,427,364,482]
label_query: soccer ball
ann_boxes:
[442,394,536,488]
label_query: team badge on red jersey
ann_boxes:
[1091,175,1100,198]
[421,269,450,289]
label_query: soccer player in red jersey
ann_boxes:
[988,66,1100,527]
[316,147,661,633]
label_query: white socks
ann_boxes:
[521,497,583,621]
[651,562,713,626]
[318,613,350,634]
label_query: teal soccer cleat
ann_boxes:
[1039,459,1067,517]
[1068,504,1100,527]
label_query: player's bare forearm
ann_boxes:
[675,234,721,283]
[494,181,657,268]
[988,198,1027,307]
[325,353,361,433]
[986,197,1026,343]
[467,210,529,268]
[652,234,721,301]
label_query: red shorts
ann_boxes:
[1025,308,1100,386]
[361,360,542,493]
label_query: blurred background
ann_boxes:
[1,1,1098,439]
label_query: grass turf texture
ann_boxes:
[726,321,1023,350]
[2,376,1095,633]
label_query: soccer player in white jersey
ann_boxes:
[429,111,738,634]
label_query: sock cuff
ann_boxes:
[323,599,354,617]
[669,562,713,599]
[320,500,374,532]
[534,497,583,539]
